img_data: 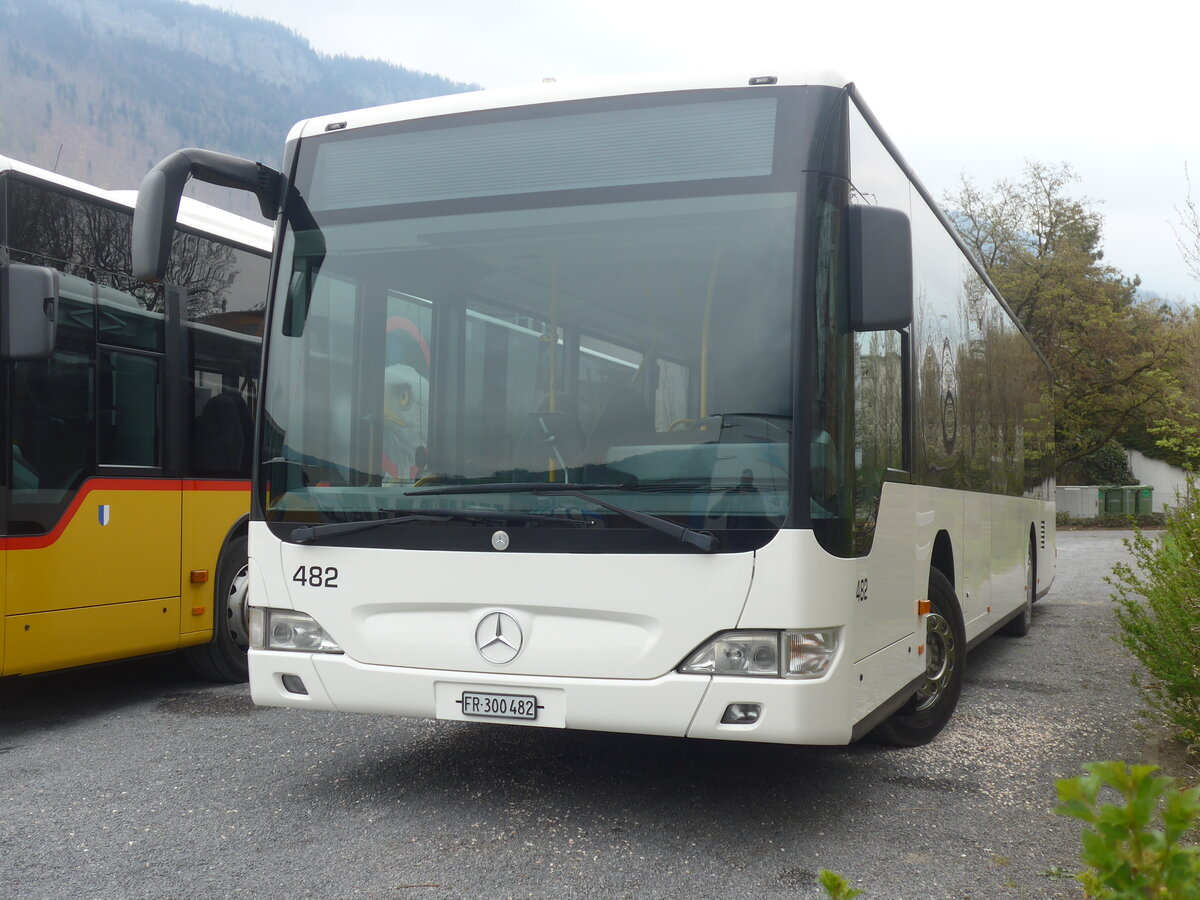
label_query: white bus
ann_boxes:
[134,71,1056,746]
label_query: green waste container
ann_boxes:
[1134,486,1154,514]
[1104,487,1137,515]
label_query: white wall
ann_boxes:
[1127,449,1190,512]
[1055,485,1101,518]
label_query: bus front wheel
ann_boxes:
[870,568,965,747]
[184,533,250,683]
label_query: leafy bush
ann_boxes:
[1055,761,1200,898]
[818,870,862,899]
[1060,512,1168,530]
[1109,475,1200,754]
[1059,440,1138,487]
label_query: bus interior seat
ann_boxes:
[583,386,654,467]
[194,391,253,475]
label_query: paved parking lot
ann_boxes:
[0,530,1168,899]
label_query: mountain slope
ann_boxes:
[0,0,477,210]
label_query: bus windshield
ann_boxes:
[260,100,799,550]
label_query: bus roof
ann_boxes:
[289,69,850,141]
[0,153,273,252]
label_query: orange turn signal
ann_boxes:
[190,570,209,584]
[917,599,931,616]
[191,606,205,616]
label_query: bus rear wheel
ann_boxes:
[870,568,965,747]
[184,534,250,683]
[1000,536,1035,637]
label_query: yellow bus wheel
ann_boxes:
[184,534,249,683]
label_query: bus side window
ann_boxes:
[99,350,161,468]
[194,383,253,475]
[8,284,97,534]
[853,330,904,552]
[96,275,165,469]
[184,237,267,479]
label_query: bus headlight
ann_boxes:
[679,629,839,678]
[249,608,343,654]
[679,631,780,677]
[785,630,839,677]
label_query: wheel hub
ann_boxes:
[225,564,251,651]
[915,611,956,712]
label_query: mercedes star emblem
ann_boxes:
[475,611,523,664]
[491,530,510,551]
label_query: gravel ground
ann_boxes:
[0,529,1180,900]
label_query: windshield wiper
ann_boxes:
[291,513,451,543]
[406,482,623,494]
[406,482,718,552]
[290,507,596,544]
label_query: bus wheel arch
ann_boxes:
[183,530,250,683]
[930,529,954,589]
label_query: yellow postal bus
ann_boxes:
[0,156,270,681]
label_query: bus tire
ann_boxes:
[1000,536,1035,637]
[184,534,250,683]
[870,568,965,747]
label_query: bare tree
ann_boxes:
[1174,163,1200,283]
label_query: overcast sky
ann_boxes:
[194,0,1200,301]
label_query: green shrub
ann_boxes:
[1061,512,1168,530]
[1055,761,1200,899]
[1108,475,1200,754]
[1059,441,1137,487]
[818,870,862,900]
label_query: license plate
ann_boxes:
[458,691,539,720]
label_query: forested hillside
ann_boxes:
[0,0,476,210]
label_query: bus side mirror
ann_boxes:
[0,263,58,360]
[848,205,913,331]
[133,148,281,283]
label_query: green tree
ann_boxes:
[948,162,1194,467]
[1109,473,1200,752]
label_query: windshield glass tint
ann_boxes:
[307,97,778,209]
[262,133,797,545]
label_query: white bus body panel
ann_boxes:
[248,521,910,745]
[263,530,755,679]
[247,480,1055,744]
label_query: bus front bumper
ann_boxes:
[249,649,854,745]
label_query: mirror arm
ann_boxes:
[133,148,281,283]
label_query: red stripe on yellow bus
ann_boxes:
[1,477,250,551]
[182,479,251,492]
